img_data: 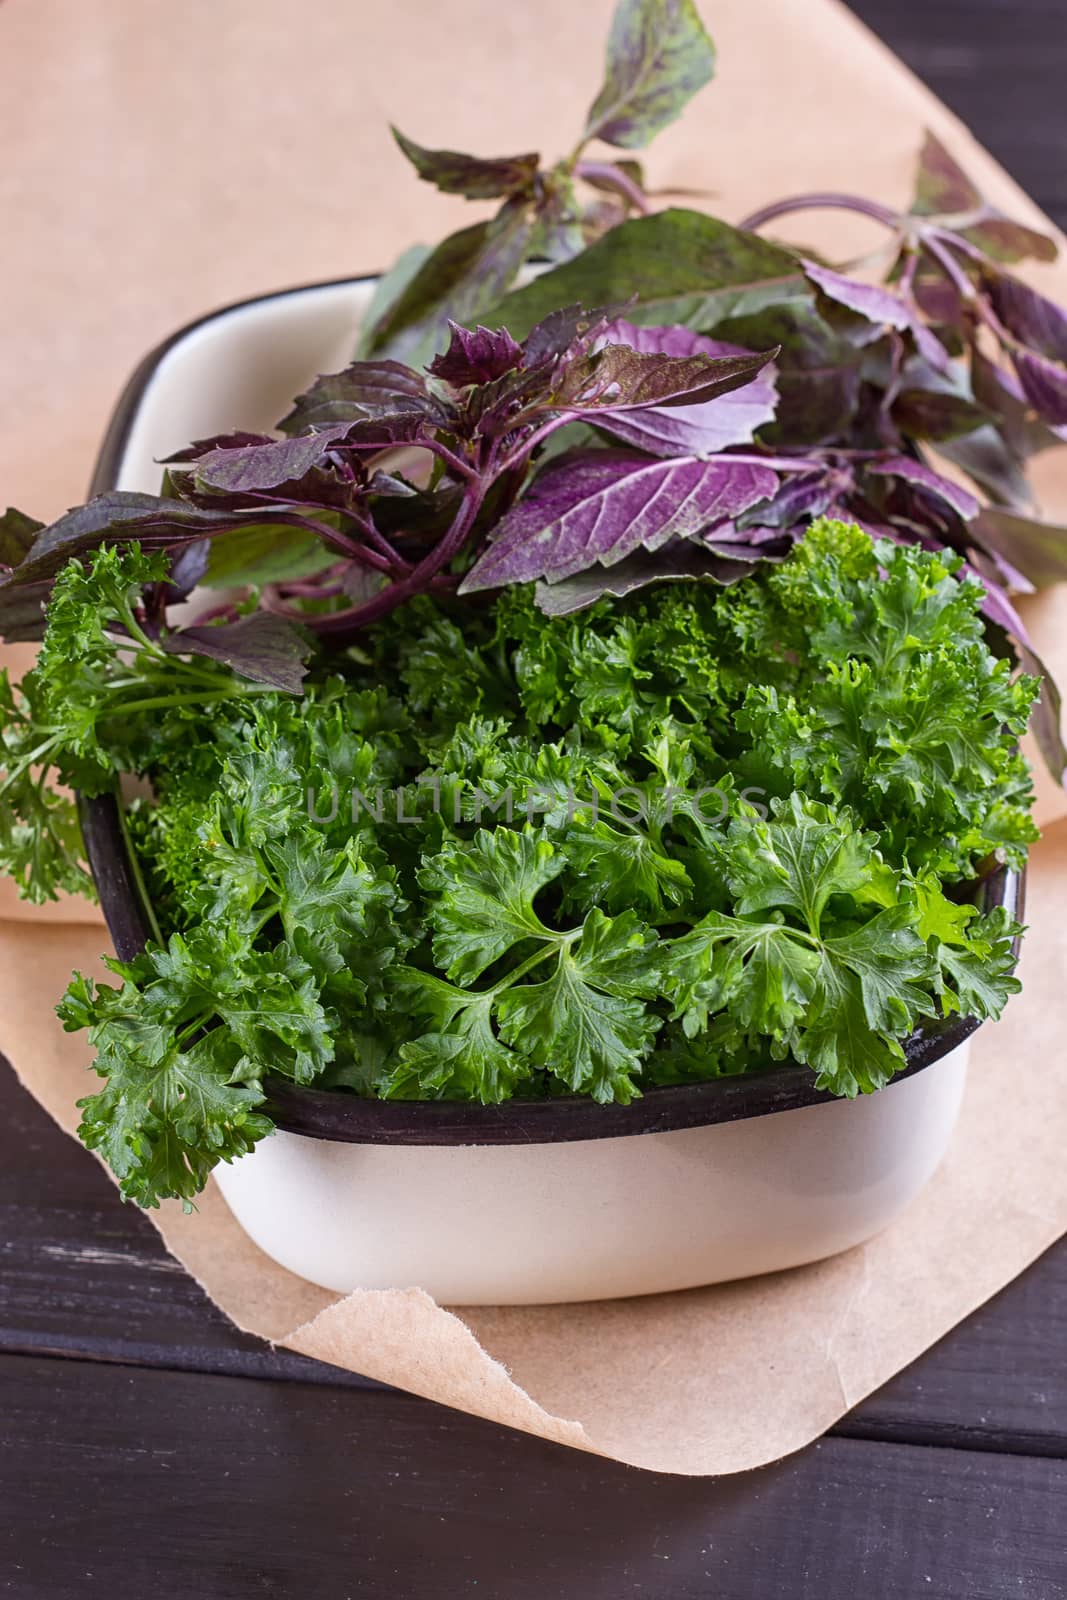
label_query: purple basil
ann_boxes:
[163,613,312,694]
[391,127,540,201]
[585,320,777,456]
[460,450,776,590]
[428,323,525,386]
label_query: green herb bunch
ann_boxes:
[27,521,1032,1206]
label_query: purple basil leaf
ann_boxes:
[715,301,866,447]
[1012,347,1067,427]
[971,347,1067,457]
[366,471,418,498]
[193,432,354,494]
[803,259,953,375]
[911,132,1057,264]
[986,271,1067,362]
[960,218,1058,266]
[585,320,777,456]
[0,507,44,571]
[912,131,982,216]
[487,211,808,341]
[973,506,1067,588]
[804,260,913,331]
[279,361,435,435]
[912,263,966,334]
[523,305,622,368]
[460,450,776,591]
[534,540,766,617]
[163,613,312,694]
[937,425,1032,510]
[165,541,211,600]
[583,0,715,149]
[427,322,525,386]
[365,206,538,369]
[341,413,440,450]
[864,456,979,521]
[966,542,1034,598]
[737,468,848,531]
[391,126,540,201]
[3,493,254,586]
[547,338,776,417]
[984,270,1067,423]
[163,432,276,464]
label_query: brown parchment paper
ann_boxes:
[3,0,1067,1476]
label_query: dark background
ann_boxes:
[2,3,1067,1596]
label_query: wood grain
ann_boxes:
[2,1351,1065,1600]
[3,1056,1066,1455]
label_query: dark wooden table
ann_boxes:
[4,5,1067,1595]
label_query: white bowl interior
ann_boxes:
[115,280,379,494]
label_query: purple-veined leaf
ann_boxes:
[460,449,777,590]
[162,613,312,694]
[391,127,540,200]
[803,260,953,375]
[986,267,1067,356]
[427,322,524,386]
[716,301,867,447]
[1,493,262,587]
[583,0,715,149]
[533,538,771,616]
[737,467,848,531]
[985,270,1067,422]
[911,132,1056,265]
[193,431,354,494]
[973,506,1067,589]
[164,432,276,463]
[279,360,436,435]
[523,305,622,367]
[971,347,1067,456]
[584,320,778,456]
[458,306,622,436]
[966,542,1034,598]
[546,338,776,416]
[937,425,1032,511]
[488,210,808,341]
[911,131,981,216]
[864,456,979,521]
[166,541,211,599]
[1011,348,1067,427]
[0,507,44,571]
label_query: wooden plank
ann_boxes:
[849,0,1067,227]
[0,1058,368,1388]
[1,1350,1064,1600]
[3,1056,1067,1455]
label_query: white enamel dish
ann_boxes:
[80,278,1020,1305]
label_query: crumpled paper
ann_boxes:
[2,0,1067,1476]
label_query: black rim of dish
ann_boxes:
[79,278,1025,1147]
